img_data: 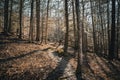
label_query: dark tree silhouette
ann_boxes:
[19,0,23,39]
[29,0,34,42]
[4,0,9,34]
[36,0,40,41]
[64,0,69,54]
[108,0,116,60]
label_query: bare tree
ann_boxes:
[108,0,116,60]
[45,0,50,44]
[8,0,13,33]
[75,0,83,79]
[29,0,34,42]
[36,0,40,41]
[4,0,9,34]
[116,0,120,58]
[72,0,77,50]
[90,0,96,53]
[64,0,69,54]
[19,0,23,39]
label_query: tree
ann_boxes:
[4,0,9,34]
[45,0,50,44]
[90,0,96,53]
[19,0,24,39]
[82,0,85,53]
[107,0,110,54]
[36,0,40,41]
[8,0,13,33]
[72,0,77,50]
[29,0,34,42]
[64,0,69,54]
[41,10,44,43]
[116,0,120,58]
[98,0,106,54]
[108,0,116,60]
[75,0,83,79]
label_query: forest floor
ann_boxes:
[0,35,120,80]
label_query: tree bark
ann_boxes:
[90,0,96,53]
[107,0,110,55]
[8,0,13,33]
[19,0,23,39]
[108,0,116,60]
[36,0,40,41]
[116,0,120,59]
[75,0,82,79]
[4,0,9,34]
[64,0,69,54]
[45,0,50,44]
[29,0,34,42]
[72,0,77,50]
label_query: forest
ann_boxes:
[0,0,120,80]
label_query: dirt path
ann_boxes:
[46,49,77,80]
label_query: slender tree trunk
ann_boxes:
[82,0,85,53]
[64,0,69,54]
[29,0,34,42]
[8,0,13,33]
[75,0,82,79]
[108,0,116,60]
[116,0,120,58]
[36,0,40,41]
[98,0,105,54]
[41,5,44,44]
[57,0,60,42]
[45,0,50,44]
[72,0,77,50]
[96,8,101,53]
[4,0,9,34]
[19,0,23,39]
[107,0,110,55]
[41,16,44,43]
[90,0,96,53]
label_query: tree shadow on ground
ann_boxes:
[0,33,35,46]
[94,54,120,80]
[0,47,55,80]
[0,35,30,51]
[45,51,75,80]
[42,47,52,51]
[82,52,97,80]
[0,50,41,63]
[0,38,29,45]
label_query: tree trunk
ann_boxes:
[72,0,77,50]
[36,0,40,41]
[4,0,9,34]
[8,0,13,34]
[64,0,69,54]
[107,0,110,55]
[41,15,44,43]
[108,0,116,60]
[90,0,96,53]
[82,0,85,53]
[45,0,50,44]
[116,0,120,59]
[98,0,105,54]
[75,0,82,79]
[29,0,34,42]
[19,0,23,39]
